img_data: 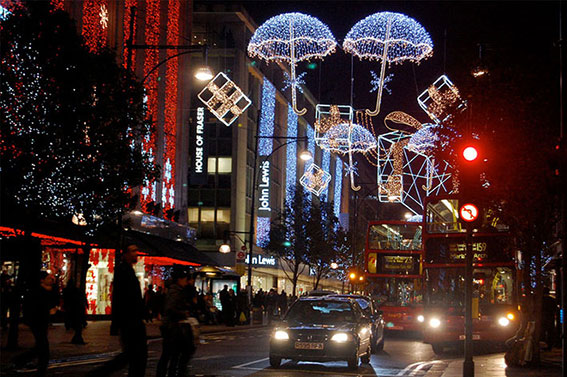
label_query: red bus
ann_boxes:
[422,196,520,353]
[364,220,424,332]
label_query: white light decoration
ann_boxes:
[300,163,332,197]
[417,75,467,124]
[333,159,343,218]
[248,12,337,115]
[314,104,354,147]
[99,4,108,29]
[344,12,434,116]
[197,72,252,127]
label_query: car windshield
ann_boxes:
[286,300,355,324]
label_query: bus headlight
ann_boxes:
[429,318,441,328]
[417,315,425,323]
[498,317,510,327]
[273,330,289,340]
[331,332,349,343]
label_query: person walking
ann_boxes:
[278,290,288,316]
[13,271,58,377]
[62,278,87,344]
[219,285,230,325]
[87,244,147,377]
[143,284,156,320]
[157,267,196,377]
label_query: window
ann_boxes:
[216,208,231,223]
[200,208,215,222]
[207,157,232,174]
[188,208,199,223]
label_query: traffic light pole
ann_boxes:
[463,223,474,377]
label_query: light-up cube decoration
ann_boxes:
[314,104,354,148]
[300,163,332,197]
[378,131,453,215]
[197,72,252,126]
[417,75,467,124]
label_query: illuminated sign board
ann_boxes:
[367,252,420,275]
[257,160,271,216]
[190,107,208,185]
[245,254,277,267]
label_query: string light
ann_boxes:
[344,11,433,116]
[417,75,467,124]
[258,79,276,156]
[300,163,332,197]
[321,149,331,198]
[282,71,306,94]
[285,104,298,203]
[122,0,137,69]
[248,12,337,115]
[319,122,377,154]
[333,159,343,218]
[81,0,108,53]
[343,161,359,177]
[197,72,252,127]
[370,71,393,94]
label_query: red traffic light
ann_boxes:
[462,146,479,162]
[459,203,479,222]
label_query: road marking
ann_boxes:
[397,361,424,375]
[232,357,269,369]
[193,355,223,361]
[409,360,445,376]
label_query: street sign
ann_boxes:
[459,203,479,222]
[236,251,246,262]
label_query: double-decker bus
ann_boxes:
[364,220,424,332]
[422,196,520,353]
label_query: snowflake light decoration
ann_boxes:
[282,71,306,94]
[343,161,359,177]
[300,163,332,197]
[370,71,393,94]
[344,12,433,116]
[417,74,467,124]
[197,72,252,127]
[248,12,337,115]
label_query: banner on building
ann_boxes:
[190,107,208,185]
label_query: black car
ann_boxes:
[269,296,372,369]
[329,294,385,352]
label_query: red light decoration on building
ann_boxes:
[141,0,160,212]
[50,0,64,11]
[122,0,137,69]
[81,0,108,54]
[162,0,179,219]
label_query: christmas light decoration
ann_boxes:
[122,0,137,69]
[197,72,252,127]
[344,161,359,177]
[283,71,306,94]
[344,12,433,116]
[285,104,298,203]
[257,217,271,247]
[333,159,343,218]
[300,163,332,197]
[248,12,337,115]
[370,71,393,94]
[417,74,467,124]
[314,104,354,147]
[321,149,331,198]
[50,0,64,12]
[81,0,109,53]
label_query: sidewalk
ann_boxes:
[0,320,265,371]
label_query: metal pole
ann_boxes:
[463,224,474,377]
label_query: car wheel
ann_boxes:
[361,346,371,364]
[347,354,359,369]
[269,355,282,368]
[375,336,384,352]
[431,343,444,354]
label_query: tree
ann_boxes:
[262,186,311,296]
[0,1,157,347]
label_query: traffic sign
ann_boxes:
[459,203,479,222]
[236,251,246,261]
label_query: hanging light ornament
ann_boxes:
[343,12,433,116]
[300,163,332,196]
[248,12,337,115]
[417,74,467,125]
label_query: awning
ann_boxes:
[123,230,217,266]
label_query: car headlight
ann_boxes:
[429,318,441,328]
[506,313,515,320]
[273,330,289,340]
[359,327,369,336]
[331,332,349,343]
[417,315,425,323]
[498,317,510,327]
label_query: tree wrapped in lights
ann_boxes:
[248,12,337,115]
[343,12,433,116]
[0,1,157,234]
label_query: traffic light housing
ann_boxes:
[457,143,482,196]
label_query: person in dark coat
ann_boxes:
[87,244,147,377]
[143,284,155,320]
[157,267,195,377]
[13,271,58,377]
[278,290,288,316]
[219,285,230,325]
[62,278,87,344]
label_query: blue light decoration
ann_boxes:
[370,71,393,95]
[0,4,11,20]
[285,104,298,203]
[321,149,331,198]
[303,124,315,202]
[333,159,343,218]
[344,161,359,177]
[248,12,337,115]
[343,12,433,116]
[283,71,306,94]
[256,78,276,246]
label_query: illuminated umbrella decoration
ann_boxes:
[319,121,377,191]
[343,12,433,116]
[248,12,337,115]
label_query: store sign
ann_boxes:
[257,160,271,216]
[246,254,277,267]
[190,107,208,185]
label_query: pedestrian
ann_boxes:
[143,284,155,320]
[265,288,277,322]
[62,278,87,344]
[156,267,196,377]
[227,288,237,326]
[13,271,58,377]
[278,290,288,316]
[219,284,230,325]
[86,244,147,377]
[541,287,558,350]
[154,286,165,319]
[1,272,13,330]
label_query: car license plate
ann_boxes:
[295,342,324,350]
[459,334,480,340]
